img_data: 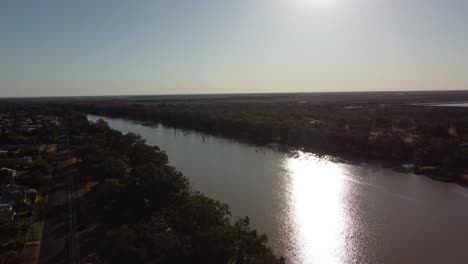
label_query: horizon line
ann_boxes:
[1,89,468,100]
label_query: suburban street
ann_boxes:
[40,127,80,264]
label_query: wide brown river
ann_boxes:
[88,115,468,264]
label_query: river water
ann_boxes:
[430,102,468,107]
[88,115,468,264]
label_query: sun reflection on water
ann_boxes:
[284,151,348,263]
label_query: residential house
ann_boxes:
[17,156,32,167]
[24,189,38,205]
[0,145,27,152]
[1,184,27,206]
[0,168,16,186]
[41,116,60,126]
[46,144,57,153]
[0,168,16,178]
[27,124,43,132]
[37,145,46,152]
[0,203,15,223]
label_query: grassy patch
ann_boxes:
[15,210,31,218]
[15,216,32,228]
[0,227,18,243]
[24,221,44,242]
[17,220,44,243]
[35,194,48,204]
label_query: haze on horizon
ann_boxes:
[1,0,468,97]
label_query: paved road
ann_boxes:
[40,127,80,264]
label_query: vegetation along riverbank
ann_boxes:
[64,110,285,263]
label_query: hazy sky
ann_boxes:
[1,0,468,97]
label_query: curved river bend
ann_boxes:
[88,115,468,264]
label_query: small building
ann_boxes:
[2,191,24,203]
[17,156,33,166]
[0,168,16,178]
[0,203,15,223]
[46,144,57,153]
[24,189,38,205]
[37,145,46,152]
[1,184,27,204]
[27,125,42,132]
[41,116,60,126]
[0,145,27,152]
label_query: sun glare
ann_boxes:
[298,0,337,7]
[286,0,341,19]
[284,151,348,263]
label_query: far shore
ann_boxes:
[87,113,468,188]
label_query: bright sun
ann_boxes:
[284,0,341,21]
[297,0,341,16]
[302,0,336,7]
[291,0,338,12]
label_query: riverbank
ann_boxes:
[66,111,285,263]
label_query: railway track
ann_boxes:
[63,130,80,264]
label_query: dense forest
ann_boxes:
[62,111,284,264]
[74,101,468,183]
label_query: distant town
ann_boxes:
[0,111,60,263]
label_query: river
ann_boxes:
[88,115,468,264]
[430,102,468,107]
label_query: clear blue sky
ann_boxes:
[1,0,468,97]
